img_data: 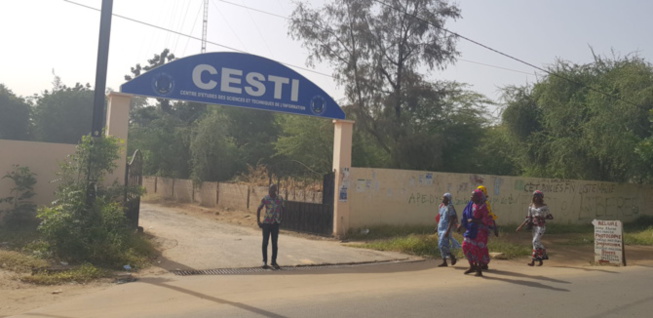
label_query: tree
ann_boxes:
[221,107,279,169]
[390,81,491,172]
[125,49,212,179]
[289,0,462,166]
[128,114,192,178]
[0,84,31,140]
[125,49,176,113]
[190,111,240,182]
[274,114,334,175]
[501,54,653,182]
[32,82,94,144]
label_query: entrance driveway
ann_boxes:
[139,203,416,271]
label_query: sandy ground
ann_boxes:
[0,201,331,317]
[2,200,652,317]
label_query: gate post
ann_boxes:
[332,119,354,237]
[106,92,132,184]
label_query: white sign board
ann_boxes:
[592,219,625,266]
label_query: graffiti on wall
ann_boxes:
[578,195,639,221]
[395,174,645,223]
[515,180,616,195]
[407,193,439,205]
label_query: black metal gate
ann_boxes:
[124,149,143,230]
[282,172,334,236]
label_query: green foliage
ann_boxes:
[486,239,532,259]
[190,111,240,182]
[624,227,653,245]
[289,0,477,171]
[222,107,279,166]
[37,135,147,267]
[501,54,653,182]
[624,215,653,231]
[32,82,94,144]
[129,114,193,178]
[274,114,333,175]
[0,223,41,250]
[358,234,440,257]
[474,125,522,176]
[0,84,31,140]
[0,165,37,226]
[347,224,434,241]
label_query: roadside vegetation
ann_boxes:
[0,136,156,285]
[346,216,653,260]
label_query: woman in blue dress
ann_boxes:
[436,193,460,267]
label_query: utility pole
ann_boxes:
[87,0,114,206]
[91,0,114,136]
[201,0,209,53]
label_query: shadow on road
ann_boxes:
[484,269,571,284]
[164,259,432,277]
[549,265,619,273]
[139,277,288,318]
[480,275,570,292]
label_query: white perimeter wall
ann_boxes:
[347,168,653,228]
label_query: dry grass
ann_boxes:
[0,250,49,273]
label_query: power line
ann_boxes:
[63,0,334,79]
[370,0,641,107]
[217,0,288,19]
[213,1,553,81]
[64,0,540,87]
[66,0,624,106]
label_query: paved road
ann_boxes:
[12,260,653,317]
[10,203,653,317]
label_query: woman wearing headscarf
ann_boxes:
[516,190,554,266]
[436,193,460,267]
[477,185,499,236]
[477,185,499,270]
[461,189,493,276]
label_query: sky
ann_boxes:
[2,0,653,116]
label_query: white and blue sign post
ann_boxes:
[120,52,345,119]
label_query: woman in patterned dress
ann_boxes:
[516,190,554,266]
[461,189,493,276]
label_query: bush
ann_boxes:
[37,135,150,267]
[0,165,37,226]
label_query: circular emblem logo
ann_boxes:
[152,73,174,96]
[310,95,327,115]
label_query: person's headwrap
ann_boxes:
[533,190,544,198]
[472,189,485,202]
[477,185,497,220]
[443,192,452,203]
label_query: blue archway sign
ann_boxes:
[120,52,345,119]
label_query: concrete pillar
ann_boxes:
[332,119,354,237]
[106,92,132,185]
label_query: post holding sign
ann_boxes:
[120,52,345,119]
